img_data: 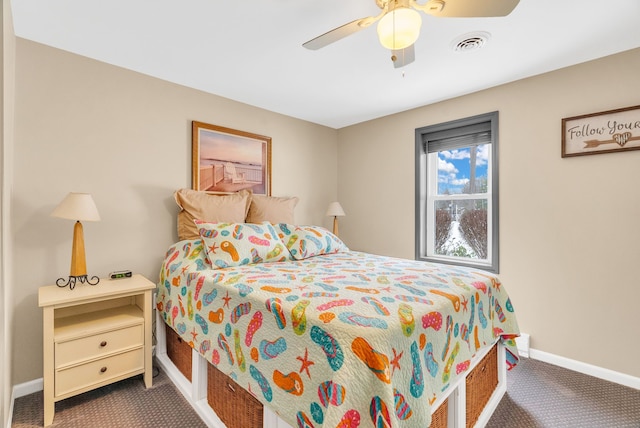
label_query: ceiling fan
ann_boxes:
[303,0,520,68]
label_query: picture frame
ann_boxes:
[192,121,271,195]
[561,105,640,158]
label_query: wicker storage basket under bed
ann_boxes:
[465,343,499,427]
[207,363,264,428]
[165,323,192,382]
[429,398,448,428]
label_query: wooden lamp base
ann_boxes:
[70,220,87,276]
[56,221,99,289]
[332,216,339,237]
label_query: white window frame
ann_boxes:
[415,112,499,272]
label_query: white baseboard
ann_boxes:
[12,377,42,399]
[529,348,640,391]
[7,378,43,428]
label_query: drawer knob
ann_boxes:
[100,367,107,373]
[100,341,108,347]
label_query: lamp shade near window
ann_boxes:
[51,192,101,289]
[325,202,346,236]
[377,7,422,50]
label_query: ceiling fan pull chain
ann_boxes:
[402,48,406,76]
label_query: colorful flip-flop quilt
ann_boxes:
[157,238,520,428]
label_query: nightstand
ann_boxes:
[38,274,155,426]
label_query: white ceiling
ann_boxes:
[11,0,640,129]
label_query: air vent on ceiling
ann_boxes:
[451,32,491,52]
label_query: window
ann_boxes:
[415,112,499,272]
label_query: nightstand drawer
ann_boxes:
[55,347,144,397]
[55,324,143,367]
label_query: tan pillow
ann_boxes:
[174,189,252,240]
[246,195,299,224]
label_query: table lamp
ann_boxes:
[51,192,101,289]
[325,201,346,237]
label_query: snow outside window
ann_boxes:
[415,112,499,272]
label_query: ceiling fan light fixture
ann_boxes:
[377,7,422,50]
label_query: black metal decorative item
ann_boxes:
[56,275,100,290]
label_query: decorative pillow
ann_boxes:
[175,189,252,241]
[275,224,349,260]
[195,220,292,269]
[246,195,298,224]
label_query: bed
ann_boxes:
[154,196,520,428]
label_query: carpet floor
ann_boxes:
[11,358,640,427]
[487,358,640,427]
[11,367,207,428]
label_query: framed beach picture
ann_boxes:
[192,121,271,195]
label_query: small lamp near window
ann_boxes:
[51,192,101,289]
[325,202,346,237]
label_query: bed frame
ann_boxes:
[154,311,507,428]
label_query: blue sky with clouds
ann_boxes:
[437,145,489,194]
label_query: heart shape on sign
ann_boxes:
[612,132,632,147]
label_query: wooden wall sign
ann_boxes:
[561,105,640,157]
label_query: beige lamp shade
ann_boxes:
[325,202,346,217]
[325,202,346,236]
[51,192,101,222]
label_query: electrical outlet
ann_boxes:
[516,333,530,358]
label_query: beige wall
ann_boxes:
[2,0,16,425]
[337,47,640,378]
[11,38,338,384]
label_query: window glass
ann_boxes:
[437,145,488,195]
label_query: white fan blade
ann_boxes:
[392,44,415,68]
[414,0,520,17]
[303,15,382,50]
